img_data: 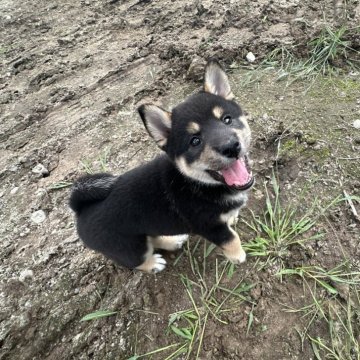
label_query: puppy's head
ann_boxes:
[138,59,254,191]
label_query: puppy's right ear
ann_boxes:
[138,104,172,150]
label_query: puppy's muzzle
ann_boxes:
[216,140,241,159]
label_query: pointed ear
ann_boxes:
[138,104,172,150]
[204,59,234,100]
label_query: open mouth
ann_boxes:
[207,155,254,191]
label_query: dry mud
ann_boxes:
[1,1,360,359]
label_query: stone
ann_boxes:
[353,119,360,129]
[30,210,46,224]
[186,55,205,82]
[246,52,256,63]
[10,187,19,195]
[19,269,34,282]
[32,163,49,176]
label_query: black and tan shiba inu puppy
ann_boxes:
[69,59,254,273]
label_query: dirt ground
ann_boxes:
[1,0,360,359]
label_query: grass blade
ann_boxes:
[80,310,117,322]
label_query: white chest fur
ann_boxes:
[220,192,249,226]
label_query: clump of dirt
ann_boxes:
[1,0,359,359]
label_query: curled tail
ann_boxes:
[69,173,117,214]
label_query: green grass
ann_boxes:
[284,278,360,360]
[238,25,359,89]
[80,309,118,322]
[129,240,255,359]
[277,263,360,295]
[168,251,254,359]
[242,174,322,273]
[309,290,360,360]
[48,181,73,190]
[80,147,111,174]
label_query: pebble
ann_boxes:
[32,163,49,176]
[30,210,46,224]
[353,119,360,129]
[10,187,19,195]
[254,189,264,199]
[246,52,256,63]
[35,188,47,198]
[19,269,34,282]
[186,55,205,82]
[8,165,18,172]
[262,113,269,121]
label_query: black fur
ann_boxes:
[70,156,245,268]
[69,173,116,214]
[69,59,253,271]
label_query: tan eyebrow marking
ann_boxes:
[212,106,224,119]
[186,121,200,134]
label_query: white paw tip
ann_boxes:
[152,254,167,273]
[239,251,246,263]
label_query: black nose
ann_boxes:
[220,140,241,158]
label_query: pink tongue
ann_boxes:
[221,159,250,186]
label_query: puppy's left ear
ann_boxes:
[138,104,172,150]
[204,59,234,100]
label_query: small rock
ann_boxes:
[333,282,350,300]
[186,55,205,82]
[262,113,269,121]
[246,52,256,63]
[10,187,19,195]
[19,269,34,282]
[254,190,264,199]
[8,165,18,172]
[35,188,47,198]
[306,138,317,145]
[32,163,49,176]
[250,285,262,300]
[355,137,360,144]
[18,156,28,164]
[353,119,360,129]
[30,210,46,224]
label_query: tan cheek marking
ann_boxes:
[186,122,200,134]
[233,115,252,148]
[212,106,224,119]
[175,156,191,176]
[239,115,250,127]
[199,144,219,163]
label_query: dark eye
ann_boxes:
[190,136,201,147]
[222,115,232,125]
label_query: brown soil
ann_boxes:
[1,1,359,359]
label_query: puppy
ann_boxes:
[69,59,254,273]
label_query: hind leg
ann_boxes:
[150,234,189,251]
[135,239,166,273]
[101,236,167,273]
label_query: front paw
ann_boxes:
[224,247,246,264]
